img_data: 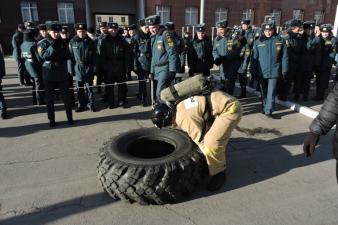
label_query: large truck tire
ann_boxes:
[97,128,207,205]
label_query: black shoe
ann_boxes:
[278,96,287,101]
[68,119,74,125]
[49,120,56,128]
[266,113,278,119]
[1,112,8,119]
[206,172,226,191]
[108,104,115,109]
[312,96,323,101]
[75,107,86,113]
[32,101,38,105]
[302,96,308,101]
[118,101,126,107]
[38,101,46,106]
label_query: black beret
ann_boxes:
[303,21,315,29]
[320,24,333,32]
[99,22,108,28]
[24,21,35,29]
[128,24,137,30]
[108,22,119,29]
[241,19,250,25]
[196,23,206,32]
[87,27,95,34]
[46,22,62,31]
[165,22,175,30]
[216,19,228,28]
[61,26,69,33]
[38,24,47,31]
[139,19,146,27]
[262,23,275,30]
[145,15,161,26]
[290,19,303,28]
[74,23,87,30]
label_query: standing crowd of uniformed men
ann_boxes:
[0,14,337,125]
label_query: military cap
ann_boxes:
[87,27,95,34]
[127,24,137,30]
[165,22,175,30]
[320,24,333,32]
[61,26,69,33]
[18,24,26,30]
[303,21,315,29]
[262,22,275,30]
[196,23,206,32]
[139,18,146,27]
[216,19,228,28]
[46,22,62,31]
[289,19,303,28]
[74,23,87,30]
[108,22,118,29]
[145,15,161,26]
[38,24,47,31]
[99,22,108,28]
[118,27,124,34]
[24,21,35,29]
[241,19,251,25]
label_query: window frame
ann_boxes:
[155,5,171,24]
[57,2,75,24]
[20,1,39,22]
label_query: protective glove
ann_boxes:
[303,132,320,157]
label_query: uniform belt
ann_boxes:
[26,59,33,62]
[155,62,168,67]
[45,61,61,66]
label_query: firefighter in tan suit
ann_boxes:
[152,89,242,191]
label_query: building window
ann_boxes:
[97,16,102,22]
[121,17,125,23]
[57,3,75,24]
[215,8,228,23]
[314,10,324,24]
[20,1,39,22]
[293,9,304,20]
[243,9,254,23]
[271,9,281,26]
[185,7,198,26]
[156,5,170,24]
[109,17,114,23]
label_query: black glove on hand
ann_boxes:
[303,132,320,157]
[179,65,185,74]
[169,71,176,78]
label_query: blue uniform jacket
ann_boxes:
[69,35,96,82]
[133,30,152,72]
[21,36,42,79]
[150,30,178,75]
[251,34,289,79]
[0,44,5,79]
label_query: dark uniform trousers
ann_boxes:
[137,69,148,97]
[44,79,72,121]
[153,69,175,101]
[260,78,278,114]
[0,85,7,115]
[105,71,127,106]
[32,76,45,104]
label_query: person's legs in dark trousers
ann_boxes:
[155,71,175,101]
[293,67,302,100]
[58,80,73,124]
[260,78,268,113]
[31,78,37,105]
[302,72,312,101]
[138,69,148,106]
[96,71,103,94]
[265,78,278,115]
[317,67,330,100]
[17,59,31,85]
[106,74,116,108]
[34,76,45,105]
[76,81,86,110]
[238,72,248,98]
[68,75,75,107]
[0,84,8,119]
[44,80,56,124]
[116,74,127,106]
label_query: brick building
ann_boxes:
[0,0,337,53]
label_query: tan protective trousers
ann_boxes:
[200,109,242,176]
